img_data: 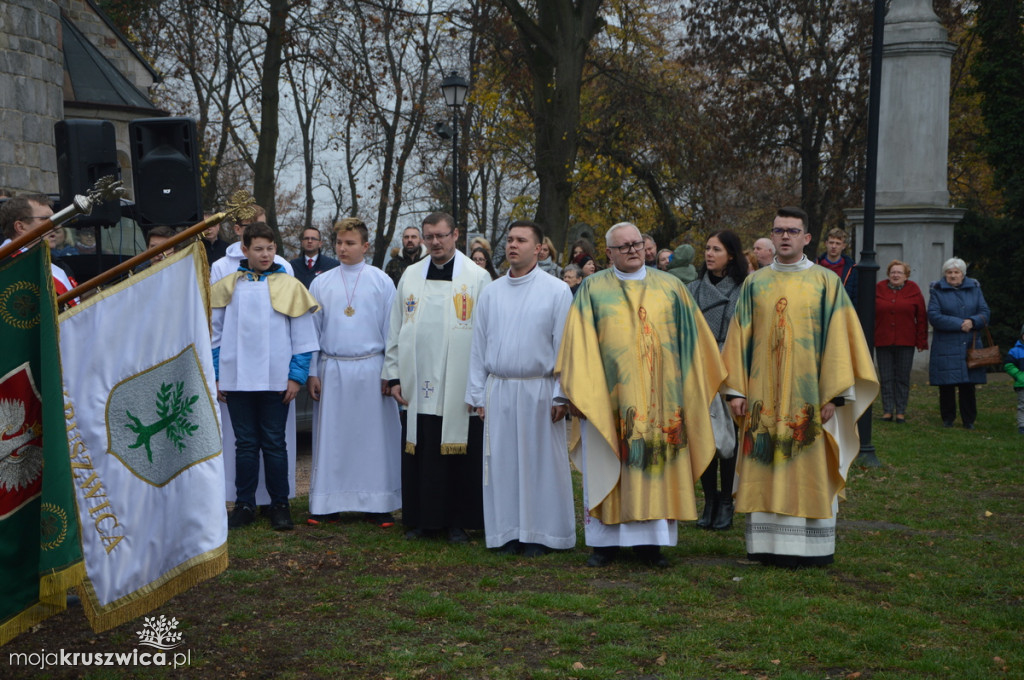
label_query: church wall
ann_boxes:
[0,0,63,193]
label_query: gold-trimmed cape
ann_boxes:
[555,268,725,524]
[722,264,878,519]
[211,265,318,317]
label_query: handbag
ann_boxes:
[966,327,1001,369]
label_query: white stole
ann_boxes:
[387,251,488,453]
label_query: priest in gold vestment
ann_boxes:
[723,207,878,567]
[556,223,725,567]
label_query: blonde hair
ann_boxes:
[334,217,368,243]
[541,236,558,261]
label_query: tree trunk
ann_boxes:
[498,0,604,253]
[252,0,288,243]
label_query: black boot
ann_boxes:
[711,495,734,531]
[696,490,718,529]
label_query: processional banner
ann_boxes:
[59,243,227,632]
[0,244,84,645]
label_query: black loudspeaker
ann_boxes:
[129,117,202,228]
[54,119,122,228]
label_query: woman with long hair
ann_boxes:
[687,229,747,530]
[471,247,500,280]
[538,236,562,277]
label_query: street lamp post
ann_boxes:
[440,71,469,229]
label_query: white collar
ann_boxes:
[613,264,647,281]
[771,255,814,272]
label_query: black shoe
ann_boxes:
[268,503,294,531]
[498,540,522,555]
[964,423,975,430]
[365,512,395,528]
[227,503,256,529]
[586,546,618,567]
[405,527,424,540]
[522,543,549,558]
[711,497,734,531]
[943,420,954,428]
[696,491,718,529]
[448,527,470,544]
[634,545,669,568]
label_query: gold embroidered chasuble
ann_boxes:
[556,268,725,524]
[722,263,878,519]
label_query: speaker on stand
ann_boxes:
[129,117,203,230]
[54,119,123,281]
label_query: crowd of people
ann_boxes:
[3,190,1015,570]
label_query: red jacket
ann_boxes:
[874,279,928,349]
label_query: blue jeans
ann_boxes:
[226,391,289,506]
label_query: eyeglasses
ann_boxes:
[20,215,51,222]
[771,227,804,237]
[610,241,644,254]
[422,230,454,243]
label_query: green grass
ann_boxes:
[5,376,1022,679]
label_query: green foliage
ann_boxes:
[971,0,1024,218]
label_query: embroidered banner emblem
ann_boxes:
[0,363,43,520]
[452,284,473,327]
[404,294,418,321]
[106,345,220,487]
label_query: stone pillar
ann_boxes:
[0,0,62,194]
[847,0,963,378]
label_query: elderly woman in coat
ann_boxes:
[875,260,928,424]
[927,257,990,429]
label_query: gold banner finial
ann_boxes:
[225,191,256,223]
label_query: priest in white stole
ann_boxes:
[556,222,725,568]
[722,206,878,567]
[465,221,576,557]
[307,218,401,525]
[383,212,491,543]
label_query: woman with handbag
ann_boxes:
[875,260,928,424]
[927,257,991,429]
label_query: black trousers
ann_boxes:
[401,414,484,531]
[939,383,977,425]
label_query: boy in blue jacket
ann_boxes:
[1005,322,1024,434]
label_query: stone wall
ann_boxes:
[0,0,63,194]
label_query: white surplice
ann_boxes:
[465,266,576,549]
[307,263,401,514]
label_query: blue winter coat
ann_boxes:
[927,276,990,385]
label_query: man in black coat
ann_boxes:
[290,227,339,288]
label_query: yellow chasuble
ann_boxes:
[722,264,878,519]
[556,268,725,524]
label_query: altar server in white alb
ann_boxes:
[307,218,401,527]
[212,222,319,531]
[384,212,491,544]
[466,220,576,557]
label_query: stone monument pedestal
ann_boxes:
[847,205,965,380]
